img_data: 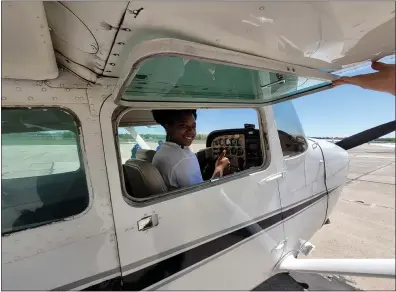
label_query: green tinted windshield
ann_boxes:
[122,56,330,103]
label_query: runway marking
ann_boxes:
[354,178,395,186]
[342,199,395,210]
[355,155,395,159]
[345,162,394,186]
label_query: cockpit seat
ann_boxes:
[136,149,156,163]
[123,159,168,199]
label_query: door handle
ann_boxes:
[137,214,159,231]
[258,172,285,185]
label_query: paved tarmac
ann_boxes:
[256,143,395,291]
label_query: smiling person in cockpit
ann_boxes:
[151,109,230,190]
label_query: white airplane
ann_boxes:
[1,1,395,290]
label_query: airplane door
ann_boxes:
[100,102,286,290]
[273,102,327,253]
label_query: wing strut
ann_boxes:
[277,254,395,278]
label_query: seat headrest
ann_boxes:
[123,159,168,199]
[136,149,156,162]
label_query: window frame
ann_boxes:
[1,106,92,236]
[113,106,270,207]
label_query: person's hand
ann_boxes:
[213,150,230,177]
[332,62,395,95]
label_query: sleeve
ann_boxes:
[172,156,204,188]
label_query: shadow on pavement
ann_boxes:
[253,272,361,291]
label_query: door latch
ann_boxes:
[258,171,285,185]
[137,214,159,231]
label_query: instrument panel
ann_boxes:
[206,128,263,173]
[211,134,246,165]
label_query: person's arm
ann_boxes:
[173,151,230,187]
[212,150,230,179]
[332,62,395,95]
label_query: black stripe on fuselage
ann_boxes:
[123,213,284,290]
[82,188,334,291]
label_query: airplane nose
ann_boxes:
[314,139,349,217]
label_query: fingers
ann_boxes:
[332,62,395,94]
[371,61,389,71]
[332,78,347,86]
[333,61,390,87]
[217,149,226,160]
[332,77,352,87]
[332,73,377,88]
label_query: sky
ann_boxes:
[122,55,395,139]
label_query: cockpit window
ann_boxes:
[118,109,260,163]
[117,108,264,203]
[122,56,330,104]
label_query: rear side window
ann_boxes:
[273,101,308,157]
[1,108,89,235]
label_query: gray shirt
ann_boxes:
[152,142,203,189]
